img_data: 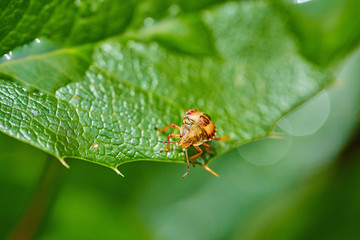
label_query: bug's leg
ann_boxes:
[156,124,180,132]
[182,148,190,178]
[159,134,180,152]
[203,164,219,177]
[213,136,230,141]
[201,143,219,177]
[202,142,212,155]
[191,146,203,167]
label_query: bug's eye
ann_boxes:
[180,135,183,138]
[200,115,210,125]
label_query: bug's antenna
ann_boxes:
[182,148,190,178]
[158,140,180,143]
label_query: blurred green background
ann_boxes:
[1,0,360,239]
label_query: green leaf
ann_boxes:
[0,0,134,55]
[0,2,332,173]
[127,14,218,56]
[0,43,93,94]
[130,0,231,28]
[278,0,360,66]
[63,0,134,45]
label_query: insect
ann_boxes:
[156,109,230,178]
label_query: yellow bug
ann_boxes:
[157,109,230,178]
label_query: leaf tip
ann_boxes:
[58,158,70,169]
[114,167,125,177]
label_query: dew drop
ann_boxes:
[168,4,180,16]
[75,0,82,7]
[295,0,312,3]
[4,53,11,60]
[144,17,154,27]
[102,43,112,51]
[92,142,99,148]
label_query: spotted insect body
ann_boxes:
[157,109,230,178]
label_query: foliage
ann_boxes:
[0,0,339,170]
[1,0,360,239]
